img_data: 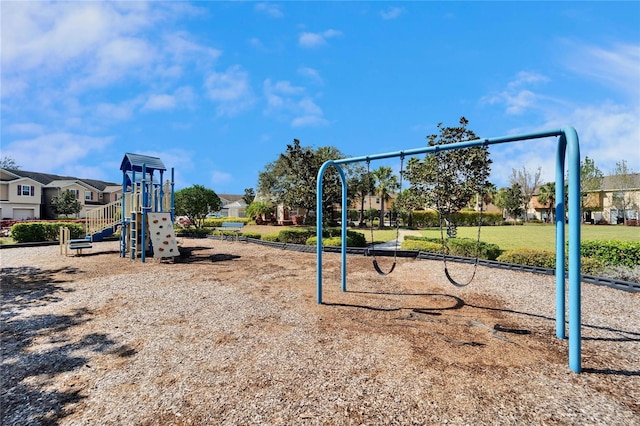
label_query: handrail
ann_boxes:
[85,199,122,237]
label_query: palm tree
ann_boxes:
[537,182,555,223]
[373,166,400,229]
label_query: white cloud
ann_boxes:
[2,133,112,173]
[291,98,329,127]
[563,41,640,98]
[299,29,342,48]
[481,71,551,115]
[204,65,255,117]
[211,170,233,185]
[143,94,176,111]
[380,7,405,20]
[254,3,284,19]
[263,79,327,127]
[542,103,640,175]
[298,67,323,84]
[5,123,44,135]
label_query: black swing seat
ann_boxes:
[373,259,396,276]
[444,267,473,287]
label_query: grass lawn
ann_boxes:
[241,223,639,252]
[415,224,640,252]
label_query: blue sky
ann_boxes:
[2,1,639,194]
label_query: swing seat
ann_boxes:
[373,259,396,276]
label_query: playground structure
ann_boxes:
[85,153,178,262]
[315,127,583,373]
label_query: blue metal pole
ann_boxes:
[121,169,127,258]
[555,135,567,339]
[337,165,348,292]
[565,127,582,373]
[316,161,335,303]
[141,164,147,263]
[171,168,175,222]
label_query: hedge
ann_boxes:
[497,248,604,275]
[580,240,640,268]
[407,210,503,228]
[10,222,85,243]
[242,232,262,240]
[401,236,501,260]
[306,235,365,247]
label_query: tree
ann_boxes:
[257,139,346,224]
[537,182,556,223]
[372,166,400,229]
[580,156,604,221]
[394,188,424,228]
[347,165,374,227]
[246,201,274,224]
[509,166,542,222]
[242,188,256,205]
[51,190,82,217]
[0,156,20,170]
[404,117,492,226]
[609,160,637,225]
[174,185,221,229]
[496,184,524,221]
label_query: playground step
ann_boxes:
[69,243,93,249]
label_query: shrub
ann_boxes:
[401,236,501,260]
[277,228,316,244]
[497,248,556,269]
[580,240,640,268]
[262,233,280,242]
[599,265,640,282]
[306,235,365,247]
[242,232,262,240]
[447,238,502,260]
[497,248,604,274]
[401,239,444,253]
[10,221,85,243]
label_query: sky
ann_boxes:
[2,1,639,195]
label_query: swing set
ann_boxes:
[316,127,583,373]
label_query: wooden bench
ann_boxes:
[215,222,245,241]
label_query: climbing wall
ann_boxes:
[146,212,179,258]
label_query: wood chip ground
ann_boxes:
[1,239,639,425]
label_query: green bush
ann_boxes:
[306,235,365,247]
[407,210,503,228]
[401,239,444,253]
[401,237,501,260]
[447,238,502,260]
[262,233,280,242]
[497,248,556,269]
[580,240,640,268]
[10,221,85,242]
[242,232,262,240]
[278,228,316,244]
[497,248,604,274]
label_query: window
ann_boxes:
[85,190,93,201]
[17,185,35,196]
[99,192,103,200]
[67,189,79,199]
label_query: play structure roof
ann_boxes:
[120,153,167,173]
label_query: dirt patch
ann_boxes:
[1,239,639,425]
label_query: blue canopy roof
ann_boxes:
[120,153,167,173]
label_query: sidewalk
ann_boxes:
[371,229,421,251]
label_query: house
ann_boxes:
[528,173,640,224]
[0,168,121,220]
[217,194,248,218]
[584,173,640,224]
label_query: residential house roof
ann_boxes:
[2,168,119,190]
[600,173,640,191]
